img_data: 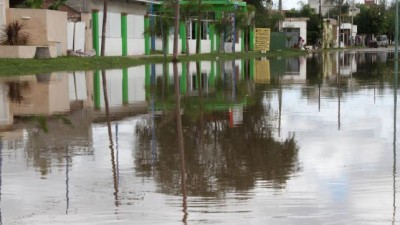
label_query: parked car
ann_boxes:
[369,35,388,48]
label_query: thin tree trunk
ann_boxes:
[101,0,108,56]
[172,0,180,61]
[195,0,202,54]
[185,22,190,56]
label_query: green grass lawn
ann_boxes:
[0,49,306,76]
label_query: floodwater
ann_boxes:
[0,50,399,224]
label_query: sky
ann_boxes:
[272,0,374,10]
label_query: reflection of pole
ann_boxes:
[151,64,157,167]
[337,54,341,130]
[101,70,119,207]
[173,62,188,224]
[0,139,3,225]
[392,2,398,223]
[278,74,282,137]
[65,147,70,215]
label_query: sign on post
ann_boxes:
[254,28,270,52]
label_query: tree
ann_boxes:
[172,0,180,61]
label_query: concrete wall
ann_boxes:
[7,8,68,55]
[0,46,57,58]
[282,18,308,45]
[0,0,5,27]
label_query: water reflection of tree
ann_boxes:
[135,63,300,197]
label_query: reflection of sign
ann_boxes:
[255,59,270,83]
[229,106,243,127]
[255,28,270,52]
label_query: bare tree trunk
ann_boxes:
[195,0,202,54]
[172,0,180,61]
[101,0,108,56]
[185,22,190,56]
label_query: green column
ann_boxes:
[216,60,221,79]
[249,26,255,51]
[215,12,222,53]
[94,70,101,109]
[181,62,187,93]
[122,68,128,105]
[180,21,187,54]
[144,15,150,55]
[92,10,100,56]
[209,23,215,52]
[121,13,128,56]
[241,28,245,52]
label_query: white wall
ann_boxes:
[282,20,308,45]
[0,0,5,27]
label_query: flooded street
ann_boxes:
[0,51,399,224]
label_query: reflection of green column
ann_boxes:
[121,13,128,56]
[209,23,215,52]
[92,10,100,56]
[145,64,151,99]
[215,12,221,52]
[216,60,221,79]
[122,68,128,105]
[249,26,255,51]
[241,28,245,52]
[250,59,255,80]
[181,63,187,93]
[94,70,101,109]
[180,21,187,54]
[241,59,245,79]
[210,61,215,87]
[144,15,150,55]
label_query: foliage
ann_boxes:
[23,0,43,8]
[48,0,67,10]
[0,20,30,46]
[354,3,387,35]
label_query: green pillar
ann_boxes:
[144,15,150,55]
[215,12,222,53]
[92,10,100,56]
[180,21,187,54]
[181,63,187,94]
[94,70,101,109]
[249,26,255,51]
[241,29,245,52]
[122,68,128,105]
[121,13,128,56]
[216,60,221,79]
[209,23,215,52]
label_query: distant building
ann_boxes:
[308,0,334,16]
[365,0,376,5]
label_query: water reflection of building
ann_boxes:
[0,83,12,130]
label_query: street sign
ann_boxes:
[255,28,270,52]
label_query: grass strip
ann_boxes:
[0,49,306,76]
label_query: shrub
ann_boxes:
[0,20,30,45]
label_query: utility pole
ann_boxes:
[278,0,282,31]
[338,0,342,48]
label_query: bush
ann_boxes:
[0,20,31,45]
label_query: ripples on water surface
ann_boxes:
[0,51,399,224]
